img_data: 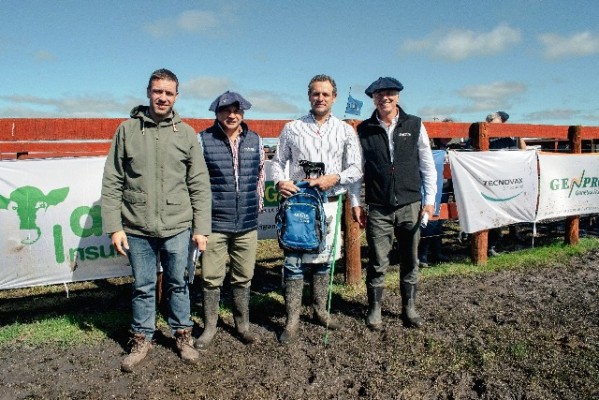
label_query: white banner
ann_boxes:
[301,199,343,264]
[258,160,283,240]
[0,157,281,290]
[448,150,538,233]
[0,157,130,289]
[536,152,599,221]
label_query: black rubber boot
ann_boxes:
[279,279,304,345]
[232,286,259,344]
[401,283,424,328]
[311,273,340,330]
[194,287,220,350]
[418,237,431,267]
[366,286,384,331]
[431,237,449,263]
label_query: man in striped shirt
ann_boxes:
[272,74,362,344]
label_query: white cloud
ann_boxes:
[458,81,526,111]
[523,108,581,121]
[539,31,599,59]
[180,76,233,100]
[246,90,303,115]
[418,105,461,121]
[176,10,219,33]
[144,9,227,37]
[0,94,140,117]
[402,24,521,61]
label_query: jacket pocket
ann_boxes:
[164,191,192,227]
[122,190,148,230]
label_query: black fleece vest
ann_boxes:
[201,124,261,233]
[357,110,422,207]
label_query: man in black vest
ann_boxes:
[195,91,264,349]
[352,77,437,331]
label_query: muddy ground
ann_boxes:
[1,228,598,400]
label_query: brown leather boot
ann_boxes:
[175,328,200,364]
[121,332,153,373]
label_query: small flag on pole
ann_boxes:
[345,94,363,116]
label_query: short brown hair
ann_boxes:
[147,68,179,93]
[308,74,337,96]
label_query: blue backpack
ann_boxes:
[276,180,327,253]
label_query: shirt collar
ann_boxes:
[308,111,333,125]
[376,110,399,128]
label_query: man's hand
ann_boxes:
[308,174,340,192]
[421,204,434,219]
[276,180,299,198]
[192,234,208,252]
[111,230,129,256]
[352,206,366,228]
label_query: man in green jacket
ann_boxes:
[101,68,212,372]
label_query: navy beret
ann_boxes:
[209,91,252,112]
[497,111,509,122]
[365,77,404,98]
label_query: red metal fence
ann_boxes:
[2,118,599,284]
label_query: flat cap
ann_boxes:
[486,111,510,123]
[365,77,404,98]
[209,91,252,112]
[496,111,509,122]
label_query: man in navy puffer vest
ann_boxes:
[195,91,264,349]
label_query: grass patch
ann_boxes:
[0,312,129,347]
[509,341,529,359]
[0,237,597,347]
[420,237,599,279]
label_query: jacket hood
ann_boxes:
[129,105,183,134]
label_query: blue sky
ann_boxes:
[2,0,599,126]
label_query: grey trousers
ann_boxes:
[365,202,421,288]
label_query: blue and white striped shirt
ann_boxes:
[271,112,363,206]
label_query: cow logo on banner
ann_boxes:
[0,186,70,244]
[0,157,283,290]
[0,157,129,290]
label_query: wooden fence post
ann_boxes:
[565,126,582,245]
[342,119,363,285]
[469,122,489,265]
[344,196,362,285]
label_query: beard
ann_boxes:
[148,103,174,123]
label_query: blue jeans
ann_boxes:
[283,251,329,281]
[127,229,193,338]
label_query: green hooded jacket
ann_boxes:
[101,106,212,238]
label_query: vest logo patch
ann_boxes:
[243,147,256,152]
[397,132,411,137]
